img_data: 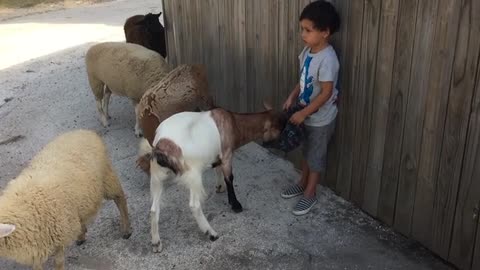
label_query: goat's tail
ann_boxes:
[136,138,153,174]
[152,148,180,175]
[138,138,152,156]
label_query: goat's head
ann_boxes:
[261,102,288,142]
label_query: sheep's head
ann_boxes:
[262,102,287,142]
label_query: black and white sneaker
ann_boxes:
[292,197,318,216]
[281,184,305,199]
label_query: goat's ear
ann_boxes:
[156,12,162,18]
[0,224,15,238]
[263,101,273,111]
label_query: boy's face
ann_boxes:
[300,19,329,48]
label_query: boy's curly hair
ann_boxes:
[300,1,341,34]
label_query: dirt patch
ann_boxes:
[0,0,112,21]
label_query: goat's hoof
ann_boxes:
[232,203,243,213]
[122,232,132,240]
[215,185,226,193]
[205,231,219,241]
[152,242,163,253]
[76,240,86,246]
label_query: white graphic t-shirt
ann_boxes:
[298,45,339,127]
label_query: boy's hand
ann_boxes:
[283,96,294,111]
[290,111,307,125]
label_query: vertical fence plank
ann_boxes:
[431,0,479,259]
[325,0,348,189]
[349,0,381,207]
[362,0,400,217]
[162,0,177,66]
[449,25,480,267]
[326,0,351,189]
[393,0,439,234]
[245,0,280,112]
[278,0,298,110]
[172,0,187,65]
[474,221,480,270]
[377,0,418,223]
[245,0,256,112]
[190,0,204,65]
[411,0,462,253]
[218,0,246,111]
[335,0,365,200]
[284,0,308,168]
[199,0,221,105]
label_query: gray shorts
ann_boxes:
[302,119,336,172]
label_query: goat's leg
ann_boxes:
[215,166,226,193]
[102,85,112,120]
[133,101,143,137]
[221,155,243,213]
[150,161,168,253]
[182,169,219,241]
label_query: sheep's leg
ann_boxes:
[96,99,109,127]
[76,224,87,245]
[183,169,219,241]
[104,167,132,239]
[133,101,143,137]
[53,247,65,270]
[89,76,108,127]
[221,156,243,213]
[150,161,169,253]
[113,195,132,239]
[215,166,226,193]
[103,85,112,120]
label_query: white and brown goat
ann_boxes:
[137,105,286,252]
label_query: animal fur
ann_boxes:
[0,130,131,270]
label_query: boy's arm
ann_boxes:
[283,83,300,110]
[288,83,301,100]
[301,81,333,116]
[290,81,333,125]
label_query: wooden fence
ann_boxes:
[162,0,480,269]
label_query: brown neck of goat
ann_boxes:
[231,111,272,149]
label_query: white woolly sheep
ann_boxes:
[85,42,172,136]
[138,105,286,252]
[0,129,131,270]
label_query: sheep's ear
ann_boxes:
[156,12,162,17]
[0,224,15,238]
[263,101,273,111]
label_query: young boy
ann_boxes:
[281,1,340,216]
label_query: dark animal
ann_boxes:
[124,12,167,58]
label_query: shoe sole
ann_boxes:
[292,200,317,216]
[281,192,303,199]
